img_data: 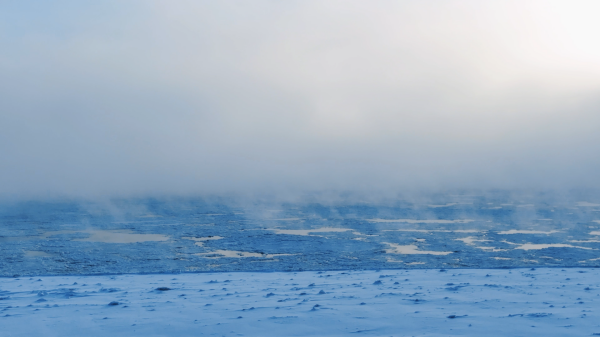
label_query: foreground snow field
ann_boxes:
[2,268,600,336]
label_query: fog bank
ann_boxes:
[1,1,600,198]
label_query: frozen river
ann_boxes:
[2,194,600,335]
[1,194,600,276]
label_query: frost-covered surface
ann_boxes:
[2,194,600,335]
[2,194,600,276]
[2,268,600,336]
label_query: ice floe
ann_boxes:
[368,219,475,223]
[267,228,352,236]
[514,243,595,250]
[181,236,224,246]
[384,229,481,233]
[455,237,491,245]
[195,250,293,258]
[73,230,170,243]
[23,251,54,258]
[497,230,560,235]
[383,242,453,255]
[427,203,457,208]
[577,202,600,207]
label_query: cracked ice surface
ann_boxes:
[1,195,600,276]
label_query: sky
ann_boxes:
[1,0,600,198]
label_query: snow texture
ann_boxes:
[1,268,600,336]
[2,194,600,335]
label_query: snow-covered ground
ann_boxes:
[2,268,600,336]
